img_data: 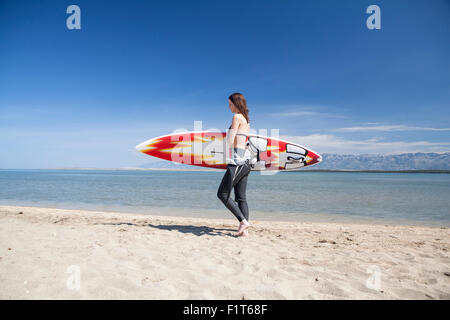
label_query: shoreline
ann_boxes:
[0,202,447,228]
[1,168,450,174]
[0,205,449,299]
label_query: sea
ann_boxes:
[1,169,449,226]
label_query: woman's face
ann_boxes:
[228,99,235,113]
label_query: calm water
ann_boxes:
[1,169,449,226]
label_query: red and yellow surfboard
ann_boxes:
[136,131,322,171]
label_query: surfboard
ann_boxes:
[136,131,322,171]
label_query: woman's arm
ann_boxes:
[226,114,240,148]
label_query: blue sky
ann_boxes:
[0,0,449,168]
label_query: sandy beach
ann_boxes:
[0,205,449,299]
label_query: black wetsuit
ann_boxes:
[217,127,251,222]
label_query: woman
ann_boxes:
[217,93,252,237]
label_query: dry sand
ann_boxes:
[0,205,449,299]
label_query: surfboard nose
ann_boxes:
[308,150,322,165]
[135,138,154,152]
[135,141,146,152]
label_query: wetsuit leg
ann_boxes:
[217,163,251,222]
[234,166,250,221]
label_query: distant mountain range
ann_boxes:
[140,152,450,171]
[314,152,450,170]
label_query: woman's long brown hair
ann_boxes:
[229,92,250,124]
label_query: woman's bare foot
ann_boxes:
[235,220,250,237]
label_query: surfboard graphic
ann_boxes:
[136,131,322,171]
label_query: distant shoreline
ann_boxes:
[0,167,222,172]
[288,169,450,174]
[1,168,450,173]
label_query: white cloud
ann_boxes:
[335,124,450,132]
[281,134,450,155]
[265,104,346,118]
